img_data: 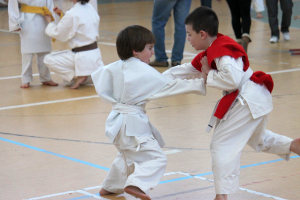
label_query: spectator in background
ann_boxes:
[266,0,293,43]
[251,0,264,18]
[224,0,252,53]
[149,0,191,67]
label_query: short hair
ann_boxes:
[78,0,89,5]
[185,6,219,36]
[116,25,156,60]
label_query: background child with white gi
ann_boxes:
[8,0,58,88]
[43,0,104,89]
[163,6,300,200]
[91,25,207,200]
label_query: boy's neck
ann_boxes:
[205,35,218,50]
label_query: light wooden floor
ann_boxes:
[0,0,300,200]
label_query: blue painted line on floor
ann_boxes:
[1,136,299,200]
[0,137,110,171]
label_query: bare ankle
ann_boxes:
[99,188,113,195]
[215,194,227,200]
[124,186,151,200]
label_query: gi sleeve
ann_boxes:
[162,62,203,80]
[8,0,21,31]
[206,56,244,92]
[45,12,76,42]
[146,78,206,100]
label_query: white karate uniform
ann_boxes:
[44,2,104,85]
[91,57,206,194]
[163,57,292,194]
[8,0,55,83]
[251,0,265,13]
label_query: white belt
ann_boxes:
[206,68,253,133]
[112,103,145,114]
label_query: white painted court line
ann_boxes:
[164,149,182,155]
[0,67,300,111]
[267,68,300,75]
[0,72,55,80]
[0,95,99,111]
[24,190,77,200]
[76,190,102,199]
[175,172,288,200]
[24,185,102,200]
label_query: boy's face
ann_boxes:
[185,24,205,51]
[133,43,154,64]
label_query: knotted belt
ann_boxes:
[20,4,64,42]
[72,42,98,53]
[206,68,254,133]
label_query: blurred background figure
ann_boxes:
[266,0,293,43]
[149,0,191,67]
[251,0,264,18]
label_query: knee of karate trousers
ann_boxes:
[210,144,241,194]
[43,54,75,83]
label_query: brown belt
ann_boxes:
[72,42,98,53]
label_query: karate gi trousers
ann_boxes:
[211,98,292,194]
[101,134,167,194]
[22,52,52,84]
[44,49,103,85]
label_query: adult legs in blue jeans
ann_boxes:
[266,0,293,39]
[151,0,191,65]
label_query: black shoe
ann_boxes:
[171,61,181,67]
[149,60,169,67]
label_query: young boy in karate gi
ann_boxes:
[91,25,207,200]
[8,0,58,88]
[163,6,300,200]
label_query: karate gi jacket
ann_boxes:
[8,0,56,54]
[45,2,103,76]
[163,34,273,121]
[92,57,206,147]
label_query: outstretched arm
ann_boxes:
[147,78,206,101]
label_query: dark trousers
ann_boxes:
[226,0,252,39]
[266,0,293,38]
[201,0,211,8]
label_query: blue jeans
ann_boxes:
[151,0,191,62]
[266,0,293,38]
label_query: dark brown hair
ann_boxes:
[116,25,156,60]
[185,6,219,36]
[78,0,89,5]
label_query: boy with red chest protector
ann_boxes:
[163,6,300,200]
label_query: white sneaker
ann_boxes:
[282,32,290,41]
[270,36,278,43]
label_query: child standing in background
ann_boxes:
[8,0,58,88]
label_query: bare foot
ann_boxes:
[70,76,87,89]
[99,188,113,195]
[20,83,30,88]
[124,186,151,200]
[214,194,227,200]
[42,80,58,86]
[256,12,263,18]
[290,138,300,155]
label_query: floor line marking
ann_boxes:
[0,72,55,80]
[0,67,299,112]
[0,137,110,171]
[76,190,102,199]
[2,136,297,200]
[0,95,99,111]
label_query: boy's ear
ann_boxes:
[199,30,207,39]
[132,50,138,56]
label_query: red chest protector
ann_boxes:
[191,34,274,119]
